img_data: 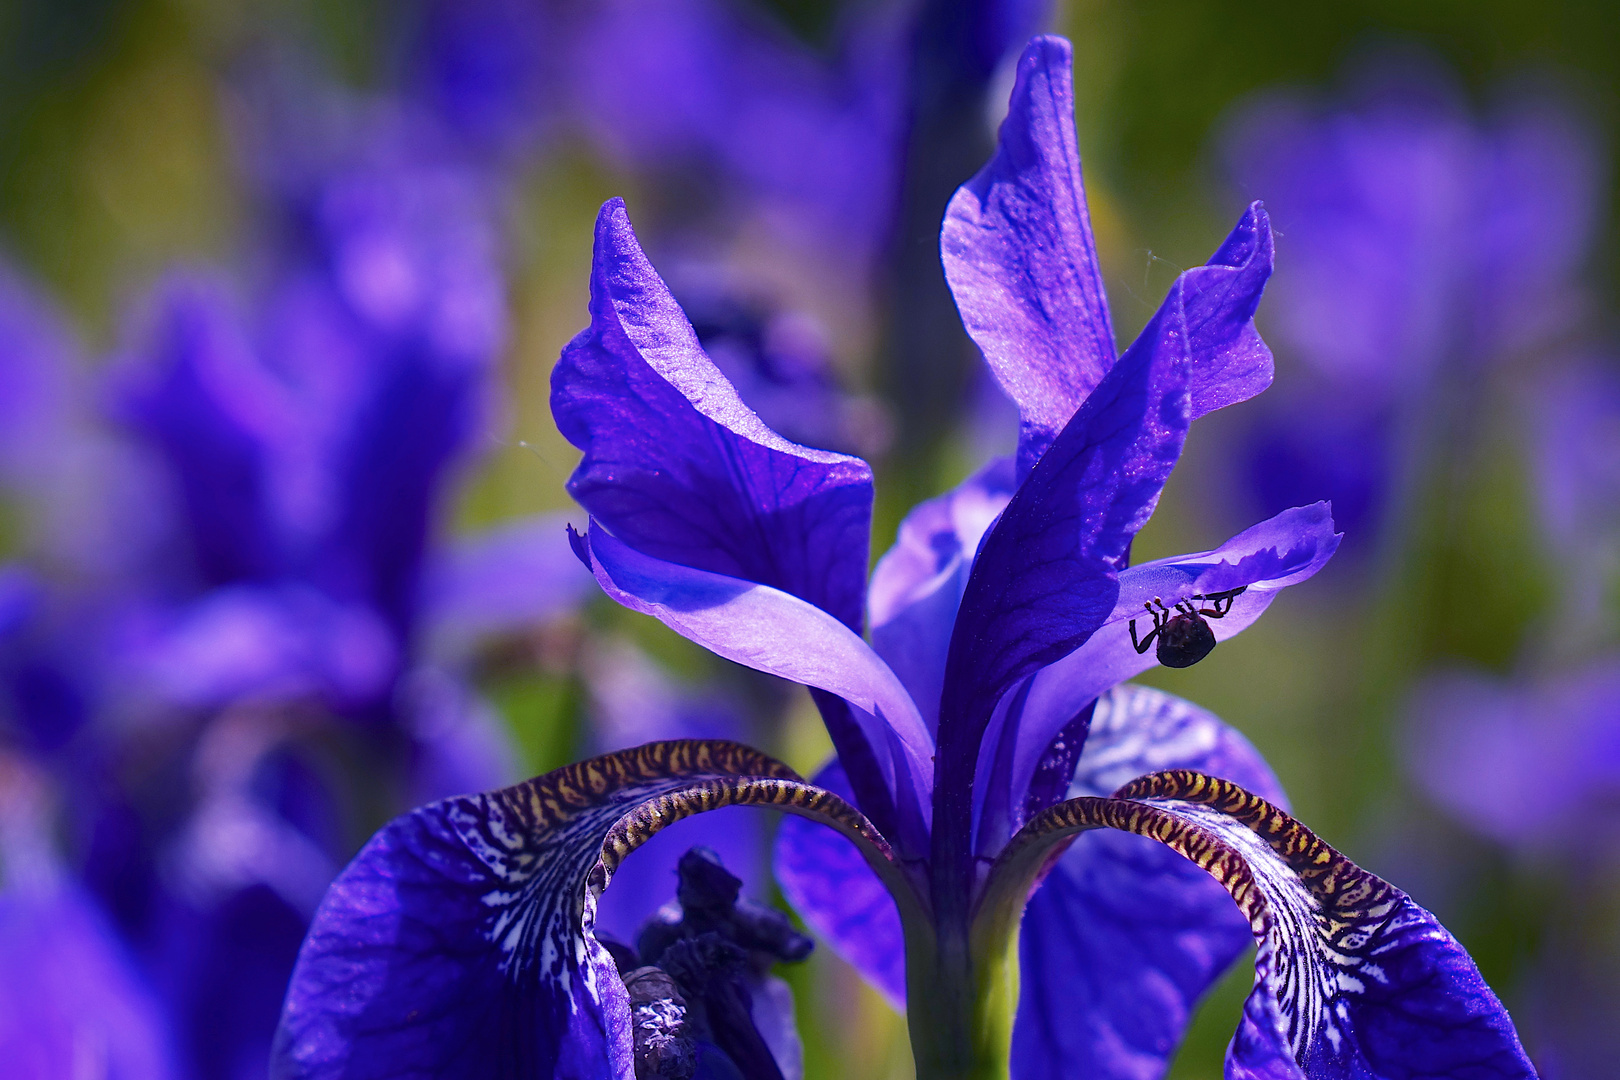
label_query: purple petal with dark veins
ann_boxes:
[552,198,874,633]
[1010,685,1286,1080]
[773,758,907,1007]
[868,458,1016,732]
[575,523,934,830]
[941,36,1116,476]
[1004,503,1339,813]
[993,772,1537,1080]
[944,39,1276,475]
[934,282,1191,875]
[273,741,897,1080]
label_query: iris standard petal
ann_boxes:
[941,35,1116,477]
[1010,685,1286,1080]
[552,198,874,633]
[868,458,1016,731]
[773,759,907,1007]
[934,282,1191,873]
[1181,202,1277,419]
[273,741,898,1080]
[576,523,935,819]
[989,773,1536,1080]
[1003,503,1340,811]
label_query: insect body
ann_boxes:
[1129,587,1247,669]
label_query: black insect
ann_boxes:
[1129,587,1248,669]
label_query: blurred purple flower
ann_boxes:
[569,0,908,274]
[1534,358,1620,633]
[1406,356,1620,858]
[0,83,590,1080]
[408,0,555,155]
[0,755,179,1080]
[1406,660,1620,856]
[0,261,78,498]
[107,100,520,720]
[1224,53,1606,546]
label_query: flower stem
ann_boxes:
[904,920,1018,1080]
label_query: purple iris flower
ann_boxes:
[1406,660,1620,855]
[0,754,179,1080]
[1224,53,1605,547]
[273,38,1532,1080]
[1406,357,1620,856]
[569,0,908,277]
[45,95,586,1080]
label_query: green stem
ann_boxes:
[904,918,1019,1080]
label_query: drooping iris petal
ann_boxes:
[1010,685,1286,1080]
[935,282,1191,868]
[990,773,1536,1080]
[941,35,1116,476]
[1005,503,1340,810]
[552,198,874,634]
[574,523,935,823]
[868,458,1016,732]
[773,758,907,1007]
[273,741,900,1080]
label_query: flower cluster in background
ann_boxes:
[0,1,1614,1078]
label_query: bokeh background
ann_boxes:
[1,0,1617,1078]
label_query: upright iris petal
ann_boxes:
[554,199,875,634]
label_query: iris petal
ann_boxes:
[943,38,1277,477]
[1004,503,1340,814]
[575,522,935,832]
[935,280,1190,873]
[989,773,1536,1080]
[273,741,898,1080]
[773,759,908,1008]
[1009,685,1286,1080]
[1181,203,1277,420]
[942,35,1117,477]
[552,198,874,633]
[868,458,1016,732]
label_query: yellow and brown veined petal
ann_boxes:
[271,740,909,1080]
[978,771,1536,1080]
